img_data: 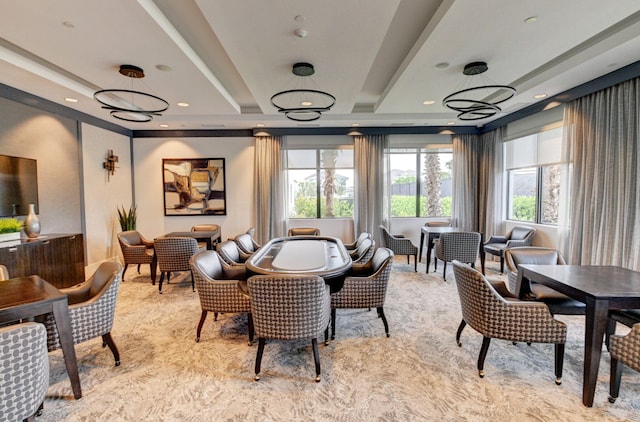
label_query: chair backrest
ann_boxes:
[378,225,392,248]
[288,227,320,236]
[217,239,245,264]
[248,274,330,340]
[0,322,49,421]
[154,237,200,272]
[190,250,225,281]
[352,238,375,263]
[510,226,536,241]
[436,231,481,263]
[505,247,566,295]
[245,227,256,237]
[425,221,451,227]
[0,264,9,281]
[235,233,257,253]
[191,224,220,232]
[118,230,143,246]
[87,261,122,299]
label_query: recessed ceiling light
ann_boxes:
[177,102,189,107]
[435,62,449,69]
[62,21,75,28]
[156,64,173,71]
[447,121,456,125]
[524,16,538,24]
[300,101,313,106]
[256,123,265,127]
[533,93,548,99]
[351,123,360,127]
[159,124,169,128]
[423,100,435,105]
[64,97,78,103]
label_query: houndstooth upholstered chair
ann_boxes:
[609,323,640,403]
[154,236,202,293]
[483,226,536,273]
[350,237,375,264]
[233,233,261,254]
[452,260,567,384]
[117,230,155,281]
[0,322,49,422]
[330,247,394,340]
[217,240,252,265]
[379,225,418,272]
[45,261,123,366]
[189,250,253,344]
[248,274,331,382]
[434,231,481,281]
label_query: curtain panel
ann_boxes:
[254,135,285,243]
[477,127,505,238]
[452,134,479,231]
[563,77,640,269]
[354,134,387,245]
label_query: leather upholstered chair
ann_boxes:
[287,227,320,236]
[117,230,156,281]
[217,240,251,265]
[0,264,9,281]
[350,237,375,264]
[248,274,330,382]
[505,247,585,316]
[452,260,567,384]
[154,236,202,293]
[379,225,418,272]
[44,261,123,365]
[608,323,640,403]
[0,322,49,422]
[189,250,253,344]
[434,231,481,281]
[483,226,536,273]
[330,247,394,340]
[344,232,371,252]
[234,233,261,254]
[424,221,451,227]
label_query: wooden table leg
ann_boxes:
[419,231,425,263]
[582,298,608,407]
[52,299,82,399]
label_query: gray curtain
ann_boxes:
[452,134,479,231]
[254,135,285,244]
[354,134,387,245]
[477,127,505,238]
[563,77,640,269]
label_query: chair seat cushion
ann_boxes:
[484,243,507,254]
[611,309,640,327]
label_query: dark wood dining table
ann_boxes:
[516,264,640,407]
[0,275,82,399]
[419,226,485,274]
[163,229,221,250]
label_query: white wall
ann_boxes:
[132,137,254,242]
[81,123,132,270]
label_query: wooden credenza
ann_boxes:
[0,233,85,288]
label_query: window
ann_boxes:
[285,148,354,218]
[389,148,452,217]
[505,127,565,224]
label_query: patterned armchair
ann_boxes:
[483,226,536,273]
[343,232,371,251]
[0,322,49,422]
[350,237,375,264]
[287,227,320,236]
[217,240,252,265]
[330,247,394,340]
[608,323,640,403]
[452,260,566,384]
[117,230,155,281]
[189,250,253,344]
[45,261,123,366]
[434,231,481,280]
[247,274,331,382]
[234,233,261,254]
[379,225,418,272]
[154,236,202,293]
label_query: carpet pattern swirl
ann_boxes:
[40,259,640,421]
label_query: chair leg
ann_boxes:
[331,308,337,340]
[324,326,329,346]
[312,338,321,382]
[247,313,254,345]
[609,356,623,403]
[376,307,390,337]
[500,256,504,273]
[191,270,195,292]
[413,254,417,272]
[158,272,166,294]
[406,255,410,264]
[554,343,565,385]
[456,319,466,346]
[122,265,129,281]
[137,263,141,274]
[196,310,208,342]
[255,338,266,381]
[477,336,492,378]
[442,261,447,281]
[605,318,617,351]
[101,332,120,366]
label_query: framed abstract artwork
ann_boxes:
[162,158,227,216]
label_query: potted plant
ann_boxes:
[0,217,24,242]
[117,205,137,231]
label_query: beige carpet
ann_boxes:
[40,258,640,421]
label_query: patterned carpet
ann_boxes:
[40,258,640,421]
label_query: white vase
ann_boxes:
[24,203,41,238]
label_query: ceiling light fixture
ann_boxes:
[442,61,516,121]
[270,62,336,122]
[93,64,169,122]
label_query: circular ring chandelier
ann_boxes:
[442,62,515,121]
[271,63,336,122]
[94,65,169,122]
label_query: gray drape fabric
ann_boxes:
[477,127,505,238]
[354,134,387,245]
[452,134,479,231]
[563,77,640,269]
[254,135,285,244]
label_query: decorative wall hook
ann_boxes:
[103,149,119,181]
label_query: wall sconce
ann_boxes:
[103,149,119,181]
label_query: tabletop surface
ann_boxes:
[0,275,65,310]
[421,226,464,235]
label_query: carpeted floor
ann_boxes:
[40,258,640,421]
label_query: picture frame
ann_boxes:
[162,158,227,216]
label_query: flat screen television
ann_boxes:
[0,155,39,217]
